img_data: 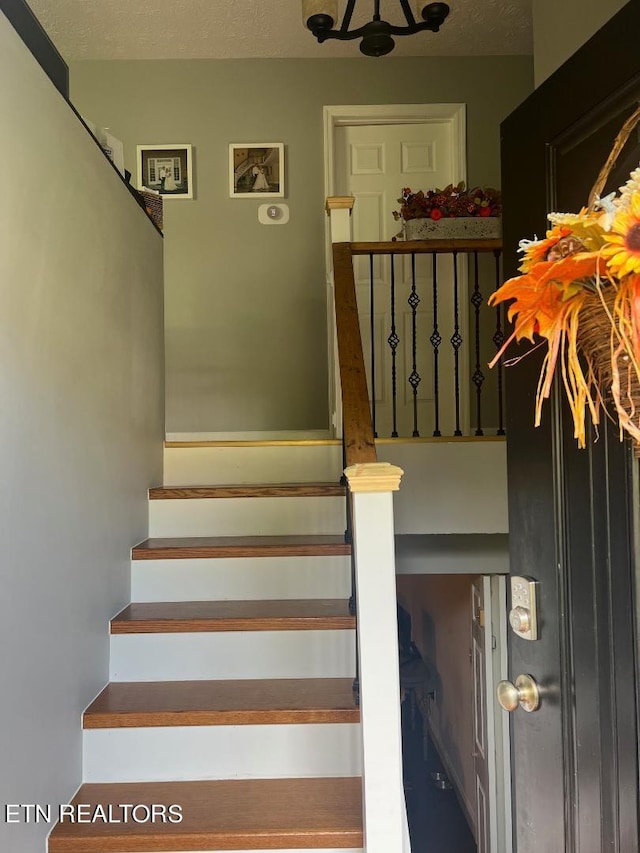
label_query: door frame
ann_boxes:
[472,574,513,853]
[323,103,467,436]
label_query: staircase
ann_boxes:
[49,447,365,853]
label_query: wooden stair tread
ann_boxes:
[132,535,351,560]
[48,777,363,852]
[84,678,360,728]
[150,482,345,499]
[111,599,355,633]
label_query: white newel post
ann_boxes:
[344,462,409,853]
[326,196,355,438]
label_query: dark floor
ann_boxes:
[402,699,477,853]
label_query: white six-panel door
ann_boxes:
[329,106,468,437]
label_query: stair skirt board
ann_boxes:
[110,631,356,681]
[163,446,343,487]
[131,556,351,602]
[83,724,362,783]
[148,497,346,538]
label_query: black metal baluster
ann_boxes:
[340,428,352,549]
[370,253,377,438]
[388,255,399,437]
[340,435,359,706]
[471,251,485,436]
[352,617,360,705]
[492,249,506,435]
[430,252,442,437]
[408,253,421,436]
[450,251,463,436]
[348,492,359,706]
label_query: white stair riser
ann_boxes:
[148,497,346,537]
[110,631,356,681]
[163,445,343,486]
[132,556,351,602]
[83,724,362,782]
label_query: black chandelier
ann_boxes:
[302,0,450,57]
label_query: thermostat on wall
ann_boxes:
[258,203,289,225]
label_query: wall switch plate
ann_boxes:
[509,576,539,641]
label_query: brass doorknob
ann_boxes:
[497,673,541,713]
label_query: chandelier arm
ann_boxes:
[317,20,444,41]
[315,24,372,42]
[398,0,417,25]
[386,20,445,34]
[340,0,357,32]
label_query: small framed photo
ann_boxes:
[137,144,193,199]
[229,143,284,198]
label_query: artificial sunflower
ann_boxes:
[602,191,640,278]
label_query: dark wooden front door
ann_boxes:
[500,4,640,850]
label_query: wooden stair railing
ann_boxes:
[348,238,503,255]
[332,241,377,467]
[330,226,407,853]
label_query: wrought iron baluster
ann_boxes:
[493,249,506,435]
[347,489,359,705]
[430,252,442,437]
[388,255,399,437]
[369,253,377,438]
[352,604,360,705]
[471,251,485,436]
[408,253,421,436]
[340,437,359,705]
[451,251,463,436]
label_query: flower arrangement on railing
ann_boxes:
[489,107,640,450]
[392,183,502,223]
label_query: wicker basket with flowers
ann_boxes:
[490,106,640,449]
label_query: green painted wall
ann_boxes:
[532,0,626,85]
[70,56,533,434]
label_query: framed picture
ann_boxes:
[137,144,193,199]
[229,143,284,198]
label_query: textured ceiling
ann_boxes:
[27,0,533,61]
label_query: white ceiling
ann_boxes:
[27,0,533,61]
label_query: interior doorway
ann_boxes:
[324,104,467,437]
[396,572,511,853]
